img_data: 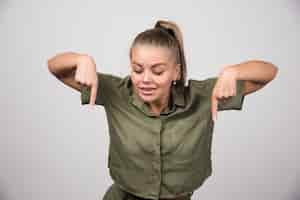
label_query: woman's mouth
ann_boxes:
[139,87,156,95]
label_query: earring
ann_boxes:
[173,80,177,85]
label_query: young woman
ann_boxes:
[48,20,278,200]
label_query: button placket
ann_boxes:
[150,117,163,198]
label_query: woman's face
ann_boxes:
[130,44,180,105]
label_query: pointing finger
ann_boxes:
[211,95,218,122]
[89,83,97,105]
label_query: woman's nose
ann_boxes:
[142,71,151,82]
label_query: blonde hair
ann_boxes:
[129,20,187,87]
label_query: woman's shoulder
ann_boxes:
[186,77,218,95]
[95,72,132,90]
[188,76,217,85]
[96,72,123,84]
[82,72,131,106]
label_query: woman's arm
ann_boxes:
[211,60,278,122]
[48,52,82,91]
[220,60,279,96]
[47,52,99,105]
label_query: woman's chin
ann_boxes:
[139,93,156,102]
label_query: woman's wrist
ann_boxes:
[219,65,239,80]
[77,53,95,64]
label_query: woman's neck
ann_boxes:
[148,92,171,116]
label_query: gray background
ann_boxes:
[0,0,299,200]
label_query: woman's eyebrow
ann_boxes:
[132,61,166,68]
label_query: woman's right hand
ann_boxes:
[75,55,99,105]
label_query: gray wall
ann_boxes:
[1,0,299,199]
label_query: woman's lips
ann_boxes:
[139,87,156,95]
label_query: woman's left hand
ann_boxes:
[211,66,238,122]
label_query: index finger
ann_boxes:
[211,95,218,122]
[89,83,98,105]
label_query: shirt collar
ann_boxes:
[118,75,186,114]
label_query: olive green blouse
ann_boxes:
[81,72,245,200]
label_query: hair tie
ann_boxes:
[156,25,176,39]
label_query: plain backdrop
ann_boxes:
[1,0,299,200]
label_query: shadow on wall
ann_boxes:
[0,1,10,193]
[285,1,300,199]
[0,192,9,200]
[0,0,9,14]
[0,181,12,200]
[286,0,300,17]
[288,175,300,200]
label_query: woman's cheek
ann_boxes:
[130,74,140,84]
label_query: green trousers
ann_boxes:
[101,183,192,200]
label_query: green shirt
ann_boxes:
[81,72,245,200]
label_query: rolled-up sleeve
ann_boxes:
[205,77,246,111]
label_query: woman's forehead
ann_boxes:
[131,44,175,64]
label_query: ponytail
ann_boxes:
[154,20,187,86]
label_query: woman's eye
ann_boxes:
[154,71,164,75]
[133,69,142,74]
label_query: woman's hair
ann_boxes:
[129,20,187,87]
